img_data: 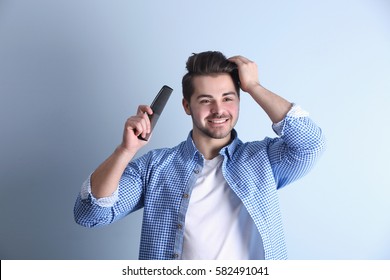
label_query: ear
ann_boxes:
[182,98,191,115]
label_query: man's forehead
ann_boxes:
[192,74,237,96]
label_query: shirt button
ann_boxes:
[172,253,179,259]
[194,169,200,174]
[183,193,189,199]
[177,224,183,230]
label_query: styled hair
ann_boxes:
[182,51,240,102]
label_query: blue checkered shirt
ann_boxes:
[74,105,325,260]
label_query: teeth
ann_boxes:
[210,119,227,123]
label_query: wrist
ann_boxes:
[246,83,264,96]
[115,144,137,162]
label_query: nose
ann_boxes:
[210,101,223,115]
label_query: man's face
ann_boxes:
[182,73,240,141]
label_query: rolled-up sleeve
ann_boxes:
[268,104,326,189]
[74,157,145,227]
[79,174,119,207]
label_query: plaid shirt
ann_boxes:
[74,105,325,260]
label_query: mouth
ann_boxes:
[207,118,229,125]
[209,119,228,123]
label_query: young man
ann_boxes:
[74,51,325,260]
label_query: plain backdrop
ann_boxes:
[0,0,389,259]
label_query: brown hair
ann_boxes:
[182,51,240,102]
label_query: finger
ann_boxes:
[137,105,153,116]
[141,110,152,136]
[125,116,146,137]
[228,55,252,64]
[133,106,152,137]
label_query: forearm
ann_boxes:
[90,104,152,198]
[90,146,136,198]
[248,84,292,124]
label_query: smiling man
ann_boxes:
[183,74,240,159]
[74,51,325,260]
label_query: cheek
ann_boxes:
[227,102,240,115]
[188,105,206,122]
[194,110,208,122]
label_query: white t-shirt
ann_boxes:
[181,155,265,259]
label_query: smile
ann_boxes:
[208,118,229,124]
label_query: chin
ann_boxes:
[206,129,232,140]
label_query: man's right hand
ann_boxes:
[119,105,153,155]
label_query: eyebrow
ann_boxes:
[196,92,237,100]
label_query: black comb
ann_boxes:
[138,85,173,141]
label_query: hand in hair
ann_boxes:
[228,55,261,94]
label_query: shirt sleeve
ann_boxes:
[74,157,146,228]
[267,104,326,189]
[80,174,119,207]
[272,104,309,136]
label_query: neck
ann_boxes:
[192,131,232,160]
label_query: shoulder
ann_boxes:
[232,136,277,159]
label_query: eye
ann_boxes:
[200,99,211,104]
[223,97,233,102]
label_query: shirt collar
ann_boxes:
[219,129,239,159]
[184,131,199,160]
[184,129,240,160]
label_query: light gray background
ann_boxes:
[1,0,389,259]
